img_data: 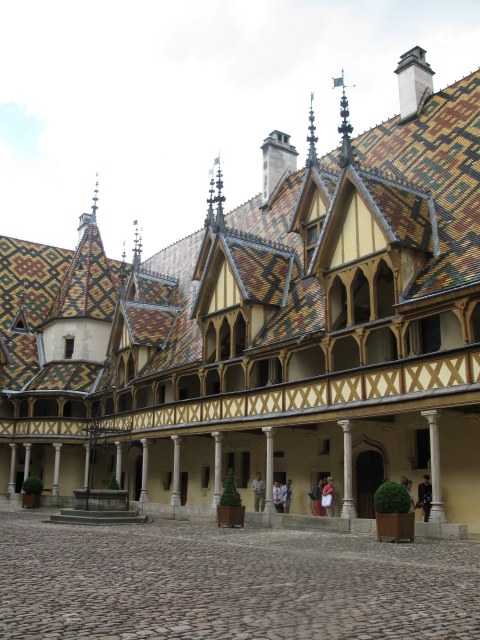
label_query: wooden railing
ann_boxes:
[2,345,480,439]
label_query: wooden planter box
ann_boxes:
[217,505,245,528]
[22,493,41,508]
[376,512,415,542]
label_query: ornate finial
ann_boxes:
[306,92,319,169]
[132,220,142,271]
[204,168,216,229]
[119,242,128,298]
[214,156,226,232]
[333,71,356,168]
[91,173,99,224]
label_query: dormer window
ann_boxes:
[64,337,75,359]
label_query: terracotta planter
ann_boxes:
[22,493,41,508]
[217,505,245,528]
[376,512,415,542]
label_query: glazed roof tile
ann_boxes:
[0,331,40,391]
[124,303,178,347]
[323,70,480,299]
[47,224,117,322]
[251,277,325,348]
[26,361,101,393]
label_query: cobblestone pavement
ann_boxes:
[1,503,480,640]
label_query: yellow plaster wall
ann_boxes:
[119,321,130,349]
[331,192,386,268]
[208,261,241,314]
[0,445,10,489]
[307,192,327,222]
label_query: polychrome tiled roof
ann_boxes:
[251,276,325,348]
[130,271,178,306]
[323,69,480,300]
[26,361,101,393]
[1,332,40,391]
[47,224,117,323]
[360,173,434,253]
[123,302,178,347]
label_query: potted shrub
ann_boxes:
[374,480,415,542]
[22,475,43,508]
[217,468,245,528]
[106,475,120,490]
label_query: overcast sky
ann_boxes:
[0,0,478,262]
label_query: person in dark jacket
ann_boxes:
[418,474,433,522]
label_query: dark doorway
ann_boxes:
[15,471,23,493]
[180,472,188,506]
[356,450,384,518]
[135,455,143,501]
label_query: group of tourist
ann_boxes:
[310,476,336,517]
[252,472,292,513]
[400,474,432,522]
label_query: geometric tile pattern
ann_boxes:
[26,362,101,393]
[47,224,117,322]
[361,175,434,253]
[323,70,480,301]
[226,235,296,306]
[1,332,40,391]
[124,303,178,347]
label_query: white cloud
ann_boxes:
[0,0,478,260]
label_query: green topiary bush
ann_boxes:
[22,476,43,495]
[219,468,242,507]
[374,480,411,514]
[106,475,120,490]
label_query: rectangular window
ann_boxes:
[421,315,441,353]
[415,429,430,469]
[239,451,250,488]
[158,385,166,404]
[201,465,210,489]
[307,225,318,244]
[65,338,75,359]
[227,452,235,476]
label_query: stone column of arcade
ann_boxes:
[23,443,32,489]
[139,438,149,502]
[421,409,447,523]
[170,435,183,506]
[83,443,90,490]
[211,431,223,508]
[51,443,62,497]
[262,427,276,513]
[115,441,123,486]
[7,443,17,496]
[338,419,357,518]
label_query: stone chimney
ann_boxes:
[395,46,435,123]
[261,131,298,204]
[77,212,93,245]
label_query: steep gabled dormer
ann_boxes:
[289,97,338,271]
[192,165,297,365]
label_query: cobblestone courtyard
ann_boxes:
[1,503,480,640]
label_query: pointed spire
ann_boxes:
[132,220,142,271]
[214,157,226,232]
[204,170,216,229]
[306,92,319,169]
[119,242,128,299]
[91,173,99,224]
[334,71,356,168]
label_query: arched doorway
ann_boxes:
[356,450,384,518]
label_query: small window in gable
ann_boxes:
[10,309,29,333]
[64,337,75,359]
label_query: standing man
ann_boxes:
[252,471,265,512]
[273,480,283,513]
[282,479,292,514]
[418,474,433,522]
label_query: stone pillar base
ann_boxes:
[429,503,447,523]
[51,485,59,497]
[139,490,149,503]
[170,493,181,506]
[7,483,15,497]
[341,500,357,519]
[211,494,220,508]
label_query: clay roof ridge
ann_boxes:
[226,229,295,255]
